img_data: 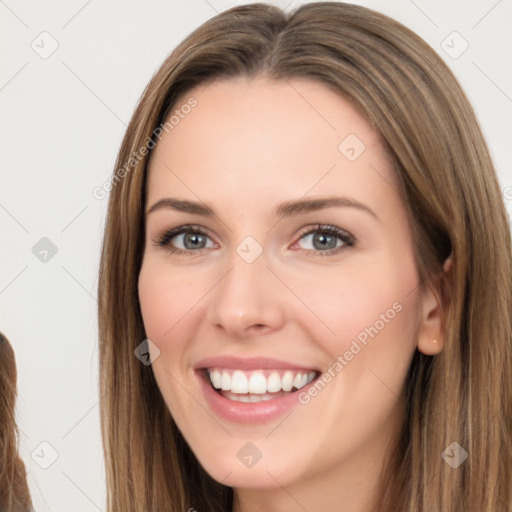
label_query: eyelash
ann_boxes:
[153,223,356,257]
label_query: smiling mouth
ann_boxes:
[203,368,320,403]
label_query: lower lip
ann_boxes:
[197,371,317,424]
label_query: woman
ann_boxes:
[0,332,33,511]
[97,2,512,511]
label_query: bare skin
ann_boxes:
[138,77,445,512]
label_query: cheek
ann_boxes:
[138,262,200,416]
[288,257,418,360]
[138,268,173,340]
[138,259,206,341]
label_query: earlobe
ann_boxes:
[417,254,453,356]
[416,283,444,355]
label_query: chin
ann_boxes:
[190,437,301,490]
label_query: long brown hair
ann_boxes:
[0,333,33,511]
[97,3,512,510]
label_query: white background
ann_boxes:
[1,0,511,510]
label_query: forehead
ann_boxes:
[146,77,399,210]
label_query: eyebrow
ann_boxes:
[146,196,379,221]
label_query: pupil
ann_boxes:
[185,233,204,249]
[314,233,335,250]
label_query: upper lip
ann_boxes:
[194,356,320,372]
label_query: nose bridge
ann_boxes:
[207,237,285,336]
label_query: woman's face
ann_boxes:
[138,77,440,498]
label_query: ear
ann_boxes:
[416,254,453,356]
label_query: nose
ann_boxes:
[207,247,286,339]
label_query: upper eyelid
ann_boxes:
[153,224,218,247]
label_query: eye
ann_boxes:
[153,223,355,258]
[153,224,216,256]
[291,224,355,256]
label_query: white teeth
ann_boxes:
[207,368,317,395]
[231,370,248,393]
[222,391,281,402]
[211,369,222,389]
[248,372,267,394]
[221,371,231,391]
[266,372,282,393]
[281,371,294,392]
